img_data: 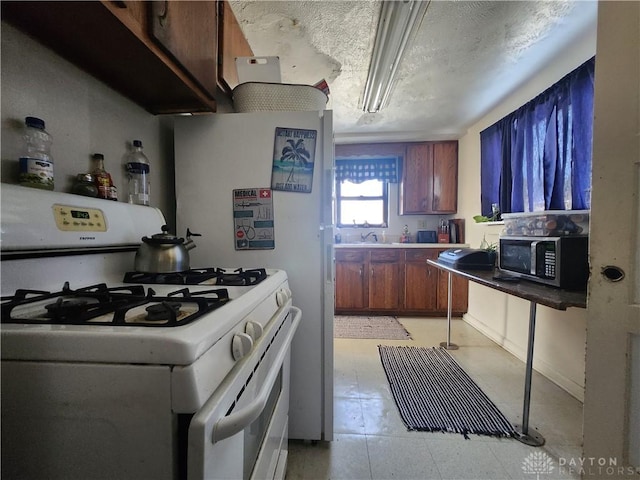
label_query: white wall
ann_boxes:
[457,22,598,401]
[1,23,175,228]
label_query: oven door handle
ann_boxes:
[211,306,302,444]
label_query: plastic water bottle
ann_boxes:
[126,140,150,206]
[19,116,54,190]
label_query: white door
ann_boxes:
[583,1,640,471]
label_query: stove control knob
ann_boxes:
[232,332,253,361]
[245,320,263,341]
[276,288,292,306]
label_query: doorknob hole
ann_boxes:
[601,265,625,282]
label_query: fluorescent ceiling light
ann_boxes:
[362,0,430,113]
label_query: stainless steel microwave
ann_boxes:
[498,236,589,290]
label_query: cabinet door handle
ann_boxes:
[157,0,169,27]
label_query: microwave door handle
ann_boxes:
[211,306,302,444]
[530,241,539,275]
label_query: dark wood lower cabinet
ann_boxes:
[403,250,439,313]
[334,247,468,316]
[335,250,367,311]
[369,250,402,311]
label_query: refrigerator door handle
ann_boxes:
[326,244,333,283]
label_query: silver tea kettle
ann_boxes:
[134,225,200,273]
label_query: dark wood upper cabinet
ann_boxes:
[0,0,254,114]
[334,141,458,215]
[431,141,458,213]
[400,141,458,214]
[217,0,253,94]
[149,1,218,99]
[400,143,433,214]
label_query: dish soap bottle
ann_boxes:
[92,153,117,200]
[19,116,54,190]
[126,140,150,206]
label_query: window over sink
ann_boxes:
[334,157,398,227]
[336,179,388,227]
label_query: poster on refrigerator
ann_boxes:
[271,127,317,193]
[232,188,275,250]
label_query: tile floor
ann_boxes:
[286,317,583,480]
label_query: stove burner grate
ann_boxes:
[214,268,268,286]
[1,282,231,327]
[123,267,268,286]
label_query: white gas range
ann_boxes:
[1,184,299,480]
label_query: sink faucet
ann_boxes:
[361,232,378,242]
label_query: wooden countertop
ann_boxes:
[427,259,587,310]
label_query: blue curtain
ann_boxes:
[480,57,595,215]
[335,157,399,183]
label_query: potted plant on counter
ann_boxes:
[480,235,498,267]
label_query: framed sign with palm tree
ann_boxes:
[271,127,317,193]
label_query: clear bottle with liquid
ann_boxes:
[126,140,150,206]
[19,116,54,190]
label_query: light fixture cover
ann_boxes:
[362,0,430,113]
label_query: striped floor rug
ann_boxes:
[378,346,516,439]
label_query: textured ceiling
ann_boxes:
[229,1,598,143]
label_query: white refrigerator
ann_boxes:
[174,111,334,441]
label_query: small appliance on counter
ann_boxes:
[416,230,437,243]
[499,235,589,289]
[437,248,496,270]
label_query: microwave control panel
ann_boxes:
[53,204,107,232]
[543,249,556,278]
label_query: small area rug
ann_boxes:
[334,316,412,340]
[378,345,516,439]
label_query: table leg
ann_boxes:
[514,301,545,446]
[439,271,458,350]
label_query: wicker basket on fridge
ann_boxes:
[232,82,328,112]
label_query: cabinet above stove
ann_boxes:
[1,1,253,115]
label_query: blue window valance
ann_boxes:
[335,157,399,183]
